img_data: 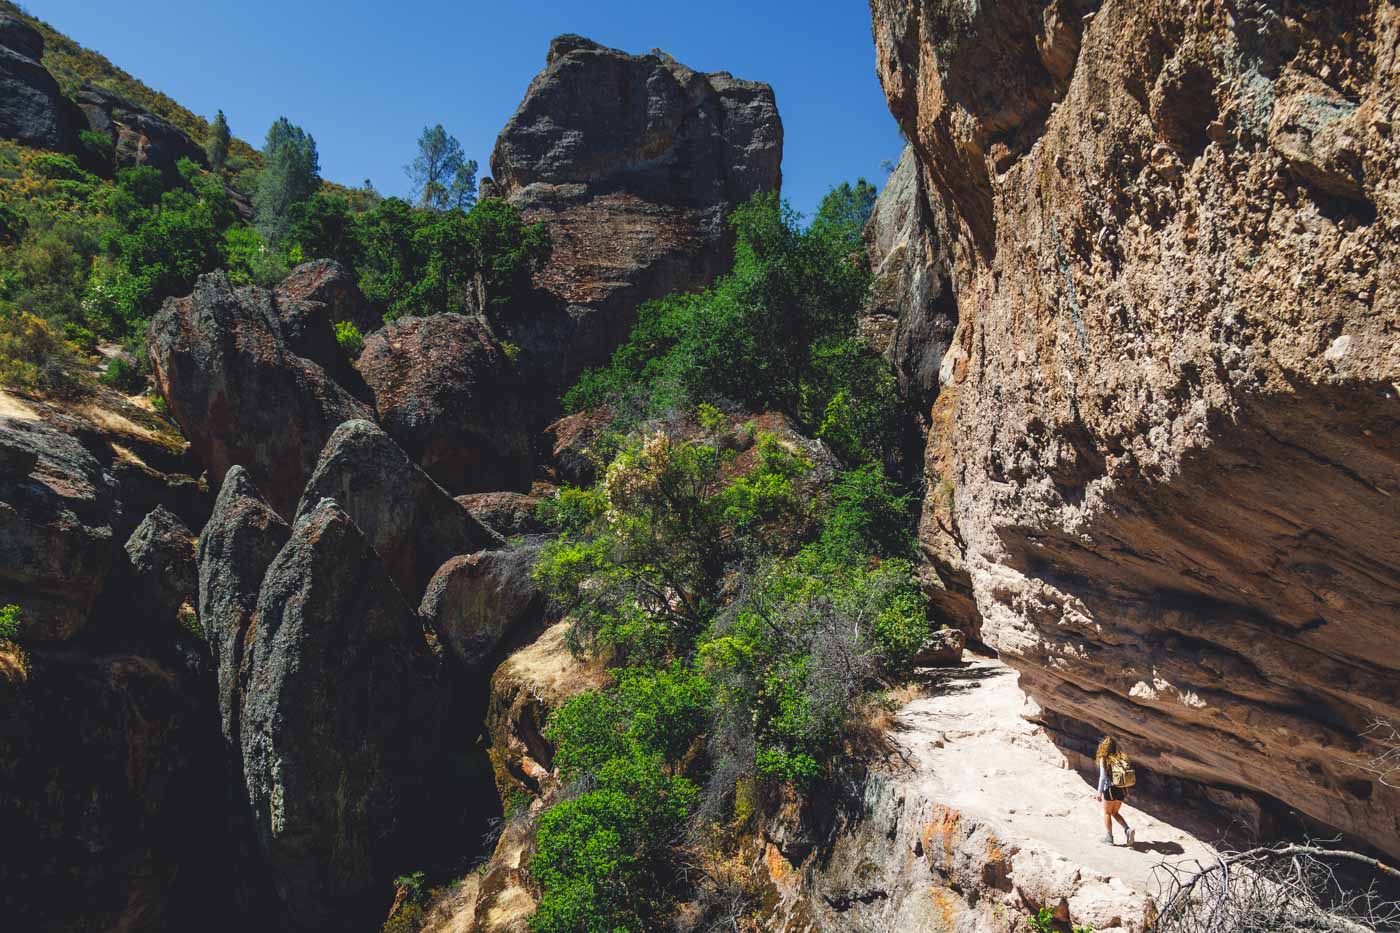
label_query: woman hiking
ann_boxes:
[1096,736,1136,846]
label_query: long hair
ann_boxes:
[1096,736,1119,763]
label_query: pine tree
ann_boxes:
[450,159,479,211]
[206,109,230,173]
[407,125,473,211]
[254,117,320,242]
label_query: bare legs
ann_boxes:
[1102,799,1131,842]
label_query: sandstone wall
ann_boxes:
[870,0,1400,855]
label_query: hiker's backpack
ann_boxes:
[1110,754,1136,788]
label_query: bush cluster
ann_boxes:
[527,180,927,932]
[0,128,547,396]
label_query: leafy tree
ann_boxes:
[288,193,359,268]
[206,109,230,173]
[86,160,239,335]
[351,196,548,320]
[533,430,810,663]
[810,178,878,247]
[254,117,320,242]
[463,197,549,303]
[406,124,477,211]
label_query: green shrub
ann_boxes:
[549,664,711,779]
[334,320,363,357]
[0,201,25,245]
[101,353,145,392]
[76,129,115,176]
[222,225,290,287]
[30,153,89,183]
[0,604,20,642]
[0,310,88,396]
[531,761,697,933]
[533,430,806,662]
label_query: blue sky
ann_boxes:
[27,0,904,218]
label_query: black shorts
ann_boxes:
[1104,785,1128,802]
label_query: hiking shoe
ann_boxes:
[1102,833,1114,845]
[1126,828,1136,846]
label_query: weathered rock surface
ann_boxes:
[539,408,611,487]
[241,498,446,929]
[0,13,72,151]
[197,465,290,745]
[420,544,545,671]
[121,505,196,628]
[297,419,502,602]
[871,0,1400,855]
[909,626,965,667]
[456,491,546,537]
[0,416,117,640]
[74,85,206,182]
[357,313,533,494]
[273,260,380,395]
[486,620,606,800]
[863,144,957,421]
[148,271,374,518]
[420,810,540,933]
[0,647,250,932]
[487,35,783,405]
[275,258,381,338]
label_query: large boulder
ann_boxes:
[275,259,381,339]
[197,465,290,745]
[419,544,545,671]
[486,620,607,800]
[871,0,1400,856]
[0,416,117,641]
[121,505,197,628]
[357,313,533,494]
[296,420,502,603]
[240,499,447,929]
[486,35,783,411]
[74,85,205,182]
[0,14,73,151]
[148,271,374,518]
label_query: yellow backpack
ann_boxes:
[1110,754,1136,788]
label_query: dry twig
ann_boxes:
[1151,842,1400,932]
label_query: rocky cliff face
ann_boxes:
[0,14,72,151]
[869,0,1400,856]
[486,35,783,404]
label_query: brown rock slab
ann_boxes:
[357,313,533,495]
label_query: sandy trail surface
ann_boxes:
[891,657,1223,909]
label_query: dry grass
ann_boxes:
[845,681,926,761]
